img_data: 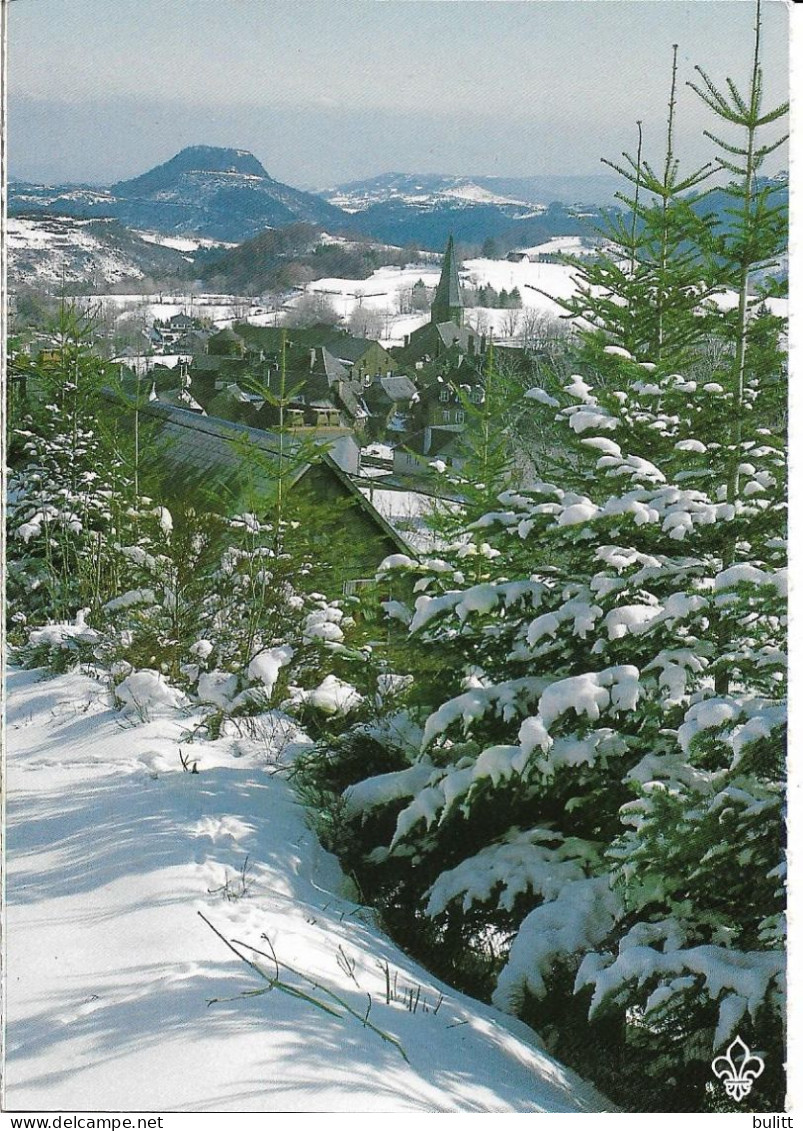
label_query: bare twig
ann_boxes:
[201,919,409,1062]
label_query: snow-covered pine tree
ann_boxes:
[331,3,786,1110]
[7,302,168,656]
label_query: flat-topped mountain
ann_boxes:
[111,146,271,196]
[108,145,348,241]
[8,150,616,251]
[8,149,618,251]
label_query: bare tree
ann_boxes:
[347,306,389,340]
[284,292,342,328]
[466,310,490,336]
[500,309,521,340]
[519,308,569,355]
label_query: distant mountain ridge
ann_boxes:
[8,148,616,250]
[324,171,622,210]
[318,172,607,250]
[8,148,788,257]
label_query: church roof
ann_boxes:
[398,319,485,365]
[431,234,464,322]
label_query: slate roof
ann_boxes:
[379,374,417,401]
[156,388,206,413]
[322,335,389,365]
[233,323,337,352]
[337,384,369,420]
[166,313,201,329]
[430,234,464,325]
[123,399,409,554]
[320,347,350,386]
[211,326,245,344]
[398,320,485,365]
[191,354,225,373]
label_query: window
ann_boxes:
[455,410,465,424]
[439,388,450,402]
[442,410,451,423]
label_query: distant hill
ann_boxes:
[107,146,347,241]
[195,224,420,295]
[321,172,609,251]
[325,171,622,210]
[8,146,348,243]
[111,146,269,197]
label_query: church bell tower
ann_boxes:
[430,234,464,327]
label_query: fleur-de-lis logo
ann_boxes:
[711,1036,765,1102]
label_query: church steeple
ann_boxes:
[430,234,464,327]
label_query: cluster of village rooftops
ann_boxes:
[122,238,533,481]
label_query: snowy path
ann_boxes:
[3,666,610,1113]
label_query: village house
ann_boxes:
[136,400,407,588]
[138,237,495,483]
[149,312,208,353]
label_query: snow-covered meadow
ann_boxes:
[295,252,587,345]
[4,664,611,1113]
[76,251,586,354]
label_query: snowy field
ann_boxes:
[297,257,582,345]
[133,231,236,254]
[4,665,611,1114]
[89,292,276,327]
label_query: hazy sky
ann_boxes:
[7,0,791,188]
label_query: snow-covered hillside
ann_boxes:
[322,172,622,210]
[7,216,194,289]
[133,230,236,254]
[509,236,602,258]
[4,665,612,1113]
